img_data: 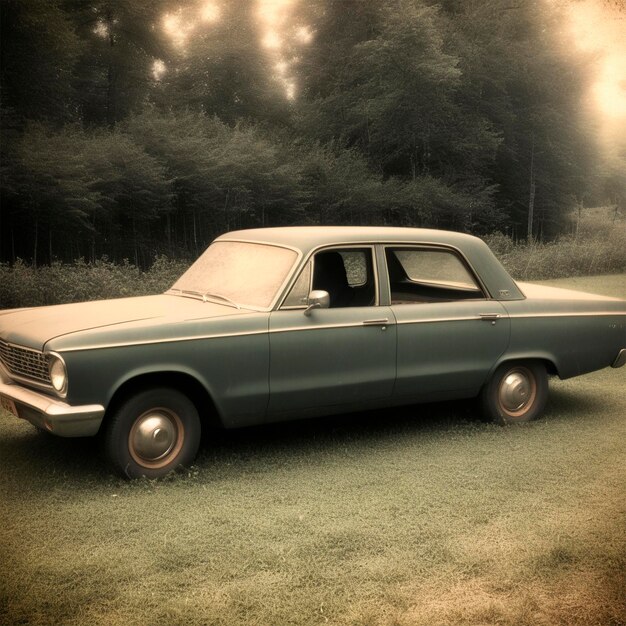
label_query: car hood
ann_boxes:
[0,295,245,351]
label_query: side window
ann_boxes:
[282,261,312,308]
[311,248,376,308]
[386,247,483,304]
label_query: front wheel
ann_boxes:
[102,388,201,479]
[481,361,548,425]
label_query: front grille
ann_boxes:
[0,340,51,386]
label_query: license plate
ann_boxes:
[0,395,18,417]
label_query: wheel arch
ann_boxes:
[101,371,224,434]
[487,353,560,382]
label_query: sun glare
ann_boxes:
[568,0,626,120]
[262,31,283,49]
[258,0,294,50]
[200,2,220,23]
[93,20,109,39]
[152,59,167,81]
[295,26,313,44]
[159,0,308,99]
[256,0,303,98]
[162,11,196,48]
[258,0,294,27]
[594,57,626,118]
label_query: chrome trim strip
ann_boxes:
[396,310,625,326]
[362,318,389,326]
[508,312,625,319]
[58,329,269,353]
[397,316,484,325]
[67,320,399,350]
[270,321,378,334]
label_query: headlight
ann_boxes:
[48,353,67,395]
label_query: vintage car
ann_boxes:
[1,227,625,477]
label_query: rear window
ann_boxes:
[392,249,478,290]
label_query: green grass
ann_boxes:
[1,275,625,626]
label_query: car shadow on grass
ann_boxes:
[197,380,609,474]
[545,383,604,417]
[1,399,483,489]
[1,381,597,488]
[197,398,488,466]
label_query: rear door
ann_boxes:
[384,246,510,401]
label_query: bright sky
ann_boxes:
[567,0,626,158]
[568,0,626,119]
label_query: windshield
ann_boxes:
[170,241,298,309]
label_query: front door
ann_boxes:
[268,247,396,416]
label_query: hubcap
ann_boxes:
[498,368,536,416]
[129,409,184,468]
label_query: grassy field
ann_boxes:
[1,275,625,626]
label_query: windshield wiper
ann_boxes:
[168,288,204,298]
[167,288,241,309]
[201,292,241,309]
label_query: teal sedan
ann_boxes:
[1,227,625,478]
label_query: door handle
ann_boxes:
[362,318,389,326]
[480,313,501,323]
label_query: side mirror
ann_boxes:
[304,290,330,316]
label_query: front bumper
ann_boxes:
[0,377,105,437]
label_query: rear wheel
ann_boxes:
[481,361,548,425]
[103,388,201,479]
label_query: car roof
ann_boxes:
[217,226,525,301]
[219,226,482,253]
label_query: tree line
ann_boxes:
[1,0,622,266]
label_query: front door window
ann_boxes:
[282,247,376,309]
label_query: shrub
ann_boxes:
[1,208,625,309]
[0,256,189,309]
[484,207,626,280]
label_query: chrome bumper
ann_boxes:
[0,379,105,437]
[612,349,626,369]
